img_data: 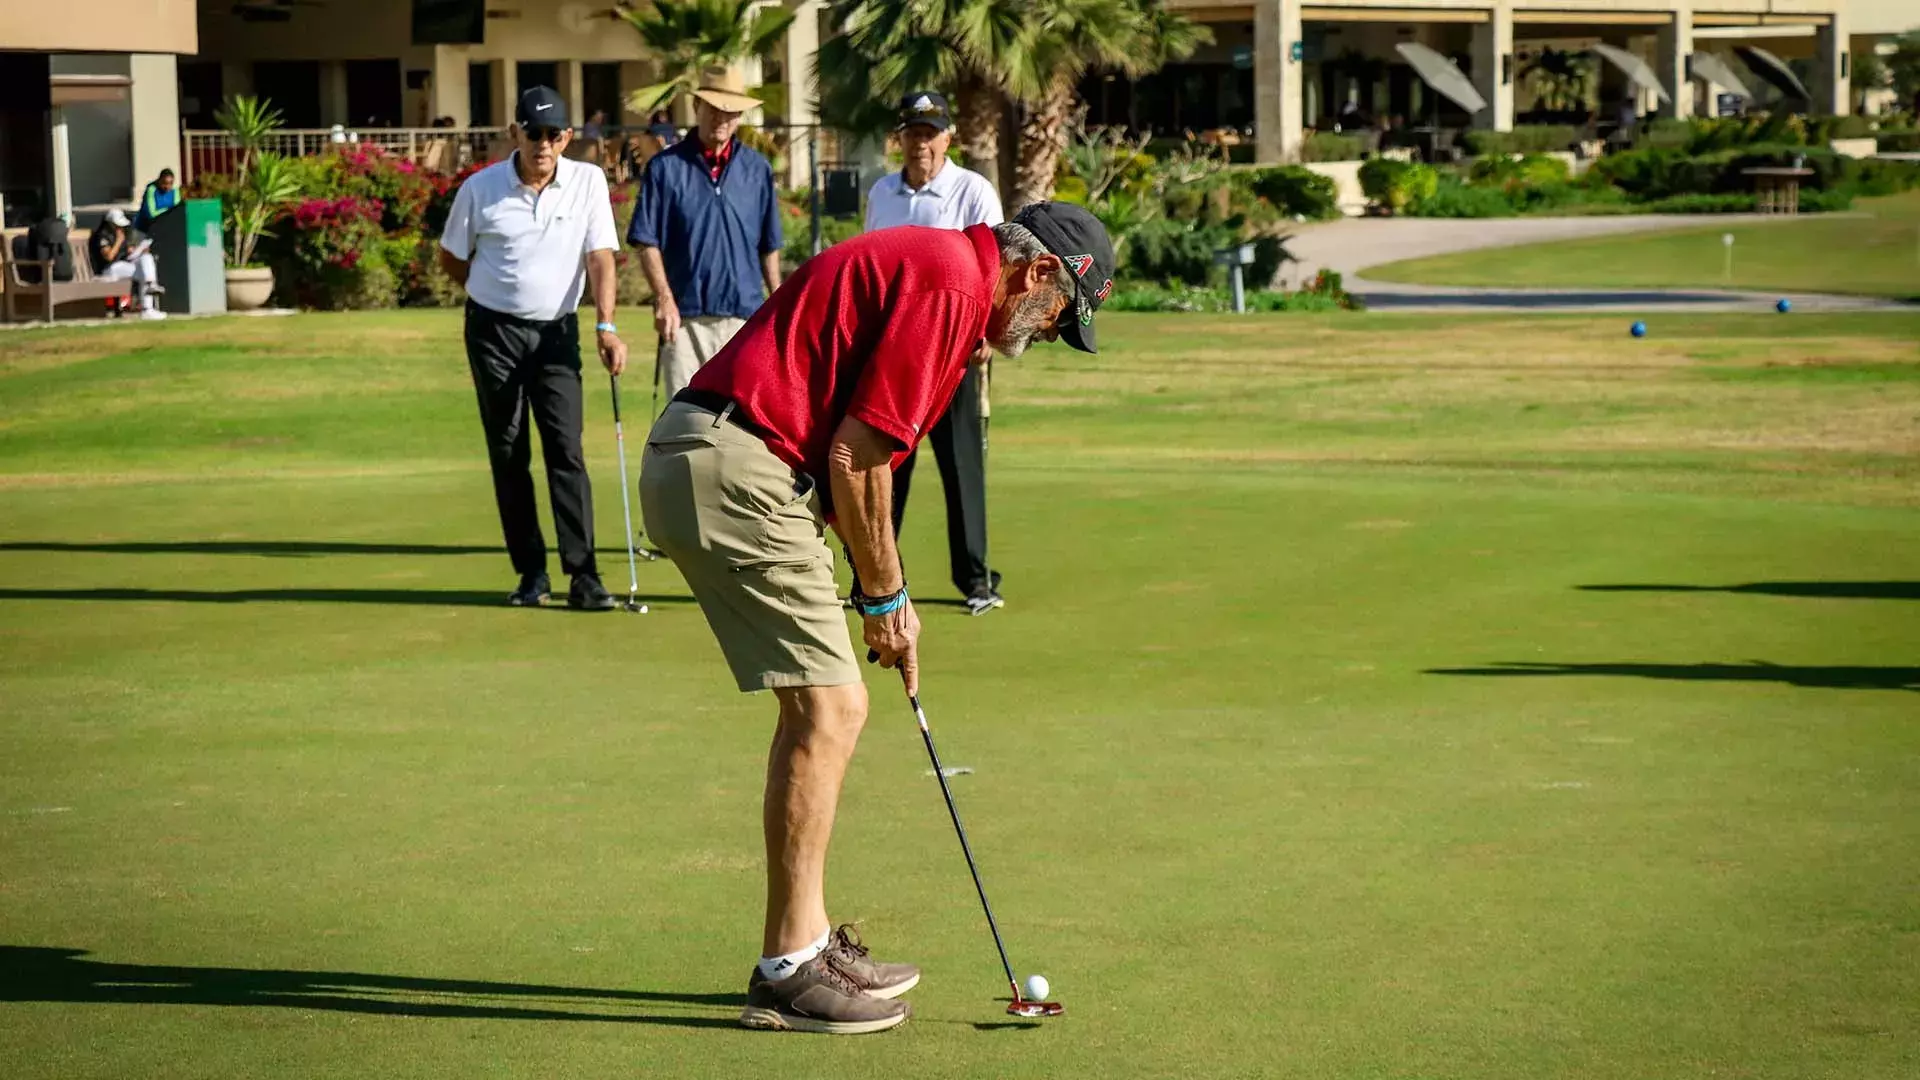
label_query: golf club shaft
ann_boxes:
[609,375,641,601]
[908,691,1021,998]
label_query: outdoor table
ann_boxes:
[1743,167,1815,215]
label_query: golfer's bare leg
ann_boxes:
[763,681,869,955]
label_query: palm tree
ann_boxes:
[815,0,1030,186]
[619,0,796,118]
[1007,0,1208,208]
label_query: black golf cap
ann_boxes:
[895,90,952,132]
[1012,202,1115,354]
[515,85,569,130]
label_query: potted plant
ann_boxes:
[213,96,299,310]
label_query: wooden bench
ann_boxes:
[2,227,134,323]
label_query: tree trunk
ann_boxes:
[952,69,1002,189]
[1012,80,1075,210]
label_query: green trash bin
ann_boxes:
[150,198,227,316]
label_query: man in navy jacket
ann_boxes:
[628,66,783,399]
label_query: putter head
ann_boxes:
[622,597,643,612]
[1007,999,1063,1018]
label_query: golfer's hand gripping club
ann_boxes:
[862,599,920,695]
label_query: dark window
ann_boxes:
[253,61,322,128]
[516,61,560,98]
[178,61,223,129]
[413,0,484,45]
[469,62,493,126]
[582,63,621,124]
[344,58,402,127]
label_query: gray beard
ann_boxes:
[988,286,1065,358]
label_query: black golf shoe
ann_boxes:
[507,573,550,607]
[963,587,1005,617]
[568,573,616,611]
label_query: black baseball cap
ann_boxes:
[1012,202,1115,354]
[895,91,952,132]
[515,86,569,130]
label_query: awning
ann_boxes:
[1688,52,1752,99]
[1393,42,1487,114]
[1590,43,1671,105]
[1735,45,1812,102]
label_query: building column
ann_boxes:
[783,0,823,188]
[1470,3,1514,131]
[1254,0,1303,164]
[1814,12,1850,116]
[1655,8,1693,119]
[618,60,652,124]
[51,105,74,220]
[129,54,181,187]
[562,59,586,127]
[491,60,518,127]
[432,46,470,127]
[319,61,350,126]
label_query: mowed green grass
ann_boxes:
[2,310,1917,1079]
[1367,190,1920,300]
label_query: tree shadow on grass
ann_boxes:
[0,587,693,608]
[0,946,738,1029]
[1580,582,1920,601]
[0,541,501,558]
[1425,661,1920,692]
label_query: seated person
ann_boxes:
[133,169,179,233]
[90,209,165,320]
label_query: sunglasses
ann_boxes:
[522,126,567,144]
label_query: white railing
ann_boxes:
[182,127,512,183]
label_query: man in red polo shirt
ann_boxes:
[639,203,1112,1034]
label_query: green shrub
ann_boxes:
[1301,131,1367,163]
[1847,158,1920,197]
[1589,148,1714,200]
[1798,188,1856,213]
[1639,192,1757,214]
[1358,158,1438,213]
[1469,153,1572,188]
[1409,174,1515,218]
[1122,219,1239,286]
[1103,269,1358,313]
[1877,131,1920,153]
[1460,125,1579,156]
[1241,165,1341,220]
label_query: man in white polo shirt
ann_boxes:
[862,91,1007,615]
[438,85,629,611]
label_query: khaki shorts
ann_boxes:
[658,315,748,401]
[639,401,860,693]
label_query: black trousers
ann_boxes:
[893,364,997,596]
[464,300,598,579]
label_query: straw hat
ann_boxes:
[690,65,761,113]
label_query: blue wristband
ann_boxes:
[595,321,617,334]
[857,590,908,617]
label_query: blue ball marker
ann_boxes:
[1775,298,1792,313]
[1630,321,1647,338]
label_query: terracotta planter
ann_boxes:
[225,266,275,311]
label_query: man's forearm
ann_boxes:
[761,250,781,295]
[437,248,471,288]
[587,249,617,324]
[828,447,902,598]
[639,246,674,306]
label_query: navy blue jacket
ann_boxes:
[626,137,783,320]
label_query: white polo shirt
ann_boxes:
[440,153,619,322]
[863,160,1004,233]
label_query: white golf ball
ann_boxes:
[1024,974,1050,1001]
[638,604,649,614]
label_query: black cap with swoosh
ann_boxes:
[515,85,569,129]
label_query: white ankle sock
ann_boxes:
[757,929,830,983]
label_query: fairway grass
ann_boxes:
[1366,191,1920,300]
[3,311,1917,1079]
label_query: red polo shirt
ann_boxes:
[689,223,998,487]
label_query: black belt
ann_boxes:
[673,388,773,442]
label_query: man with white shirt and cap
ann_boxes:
[438,85,629,611]
[861,91,1007,615]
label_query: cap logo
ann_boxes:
[911,95,938,114]
[1078,299,1093,326]
[1064,253,1094,278]
[534,102,554,112]
[1095,278,1113,302]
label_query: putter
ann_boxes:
[607,374,651,612]
[875,657,1062,1017]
